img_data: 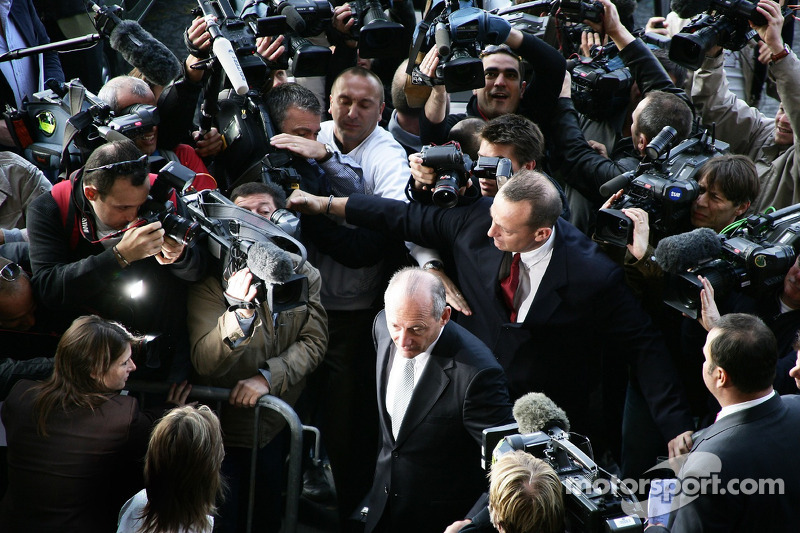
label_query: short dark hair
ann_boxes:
[448,118,485,162]
[709,313,777,393]
[637,91,692,144]
[480,114,544,166]
[499,170,562,229]
[229,181,287,209]
[264,82,322,133]
[82,140,147,197]
[332,67,385,104]
[700,154,760,207]
[652,49,687,90]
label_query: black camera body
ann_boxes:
[596,128,729,248]
[139,162,201,246]
[669,0,774,70]
[267,0,333,77]
[490,429,643,533]
[558,0,603,23]
[472,155,512,188]
[419,143,472,208]
[665,205,800,318]
[567,43,633,122]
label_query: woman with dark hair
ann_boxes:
[0,315,191,533]
[117,405,226,533]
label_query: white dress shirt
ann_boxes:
[514,227,556,323]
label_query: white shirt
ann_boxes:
[385,328,443,438]
[716,390,775,422]
[514,227,556,323]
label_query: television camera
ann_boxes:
[595,125,730,248]
[664,204,800,319]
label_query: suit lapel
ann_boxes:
[524,219,567,326]
[394,325,455,447]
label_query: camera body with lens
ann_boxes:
[472,155,512,188]
[665,205,800,319]
[266,0,333,77]
[138,162,201,246]
[419,143,473,208]
[567,42,633,122]
[596,127,729,248]
[348,0,410,58]
[668,0,785,70]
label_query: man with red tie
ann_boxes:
[287,170,695,467]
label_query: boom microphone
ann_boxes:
[670,0,712,19]
[512,392,570,434]
[654,227,722,274]
[246,241,295,284]
[87,1,182,87]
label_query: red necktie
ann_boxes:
[501,253,521,321]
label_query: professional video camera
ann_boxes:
[184,188,310,312]
[419,143,473,208]
[20,79,159,173]
[566,41,632,122]
[663,205,800,319]
[669,0,783,70]
[139,161,202,246]
[266,0,333,77]
[595,126,730,248]
[348,0,410,58]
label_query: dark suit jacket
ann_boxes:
[1,0,64,109]
[668,393,800,532]
[347,195,693,443]
[366,312,513,533]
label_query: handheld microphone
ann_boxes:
[204,15,249,96]
[88,2,182,86]
[434,22,451,57]
[654,227,722,273]
[246,241,295,284]
[512,392,570,434]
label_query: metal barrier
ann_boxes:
[126,380,303,533]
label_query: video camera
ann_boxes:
[20,79,159,173]
[184,187,310,312]
[419,143,473,208]
[348,0,410,58]
[664,205,800,319]
[566,41,633,122]
[265,0,333,77]
[596,126,730,248]
[487,426,644,533]
[669,0,788,70]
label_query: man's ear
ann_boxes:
[734,201,750,217]
[519,80,527,97]
[522,160,536,170]
[379,102,386,122]
[635,134,648,155]
[84,185,99,202]
[534,226,552,243]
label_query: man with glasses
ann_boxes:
[25,140,205,379]
[417,23,566,145]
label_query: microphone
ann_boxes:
[88,2,182,86]
[246,241,295,284]
[512,392,570,434]
[599,170,636,198]
[654,227,722,274]
[670,0,712,19]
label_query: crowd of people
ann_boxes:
[1,0,800,531]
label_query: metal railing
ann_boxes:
[126,380,303,533]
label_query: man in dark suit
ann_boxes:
[287,171,694,463]
[660,313,800,532]
[366,267,513,533]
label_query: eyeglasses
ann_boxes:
[0,262,22,282]
[479,44,523,63]
[84,154,148,174]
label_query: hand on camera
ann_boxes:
[117,220,165,263]
[580,30,606,57]
[193,127,224,158]
[645,16,669,36]
[409,153,437,190]
[585,0,633,48]
[752,0,785,58]
[155,235,186,265]
[256,34,286,63]
[619,207,650,261]
[332,4,356,40]
[224,268,257,319]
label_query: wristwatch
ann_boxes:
[318,144,334,163]
[771,44,791,64]
[423,260,444,272]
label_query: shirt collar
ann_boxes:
[716,390,775,422]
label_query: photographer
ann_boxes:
[187,257,327,533]
[417,19,566,145]
[691,0,800,213]
[550,0,693,209]
[25,140,205,378]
